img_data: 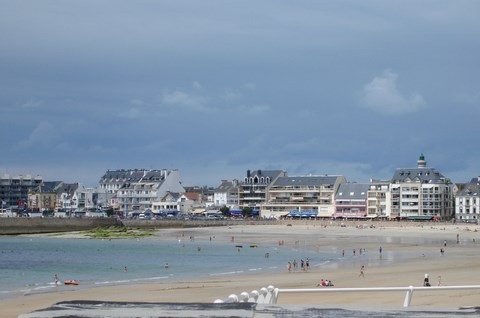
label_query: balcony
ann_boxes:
[290,196,304,201]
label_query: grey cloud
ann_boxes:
[15,122,58,150]
[161,89,210,112]
[360,69,427,115]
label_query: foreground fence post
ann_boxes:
[403,285,414,307]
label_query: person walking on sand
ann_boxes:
[359,265,365,277]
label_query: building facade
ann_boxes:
[238,170,287,211]
[334,183,370,219]
[389,154,454,220]
[28,181,62,213]
[213,179,239,208]
[101,169,184,215]
[261,175,346,218]
[455,177,480,223]
[367,180,391,218]
[0,174,43,212]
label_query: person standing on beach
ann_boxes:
[54,274,59,286]
[359,265,365,277]
[424,273,430,286]
[287,261,292,272]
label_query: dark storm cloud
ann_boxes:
[1,1,479,186]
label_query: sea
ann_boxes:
[0,234,343,301]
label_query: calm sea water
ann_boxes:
[0,235,341,300]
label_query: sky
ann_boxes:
[1,1,479,188]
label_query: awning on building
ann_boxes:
[406,215,434,220]
[288,211,318,217]
[260,211,290,218]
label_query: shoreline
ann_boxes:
[3,221,480,317]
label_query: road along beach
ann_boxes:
[2,220,480,317]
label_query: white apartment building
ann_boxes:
[100,169,185,214]
[213,179,239,208]
[367,180,391,218]
[390,154,454,220]
[455,177,480,223]
[261,175,346,218]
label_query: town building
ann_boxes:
[261,174,346,218]
[455,177,480,223]
[333,183,370,219]
[213,179,239,208]
[152,191,182,213]
[0,174,43,212]
[27,181,62,214]
[389,154,454,220]
[238,170,287,213]
[178,192,204,213]
[100,169,185,215]
[55,183,85,213]
[367,179,391,218]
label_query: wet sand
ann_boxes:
[3,220,480,317]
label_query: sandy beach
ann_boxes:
[3,220,480,317]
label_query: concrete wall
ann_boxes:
[0,217,122,235]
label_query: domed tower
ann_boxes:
[417,153,427,168]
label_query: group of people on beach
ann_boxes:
[287,258,310,272]
[341,247,368,257]
[317,278,334,287]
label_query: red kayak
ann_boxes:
[64,280,79,285]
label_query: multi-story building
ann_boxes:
[213,179,239,208]
[367,179,391,218]
[390,154,454,220]
[455,177,480,223]
[238,170,287,212]
[28,181,62,213]
[101,169,184,215]
[333,183,370,219]
[261,174,346,218]
[152,191,181,213]
[55,183,84,212]
[0,174,43,211]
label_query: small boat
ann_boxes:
[250,244,258,248]
[64,280,79,285]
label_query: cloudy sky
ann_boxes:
[1,1,479,187]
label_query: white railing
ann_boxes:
[214,285,480,307]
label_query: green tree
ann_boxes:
[242,207,253,218]
[219,206,230,217]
